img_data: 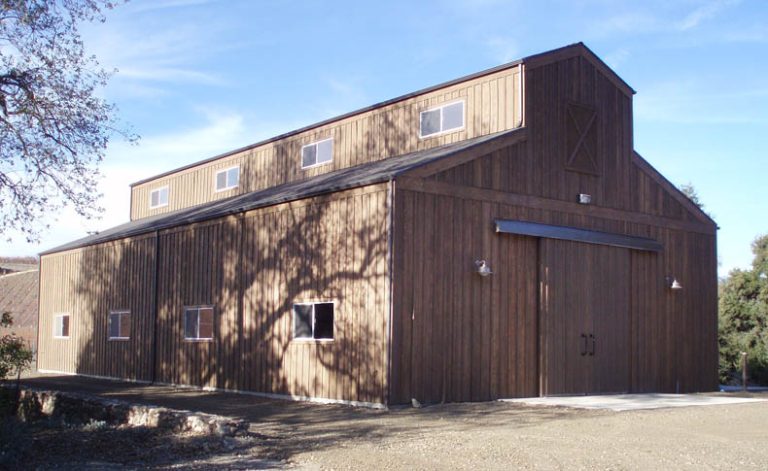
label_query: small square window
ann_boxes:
[215,166,240,191]
[419,101,465,138]
[184,306,214,341]
[301,138,333,169]
[54,313,70,338]
[150,186,169,209]
[293,302,334,341]
[108,310,131,340]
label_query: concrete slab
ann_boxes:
[500,393,767,411]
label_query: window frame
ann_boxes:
[300,137,334,169]
[418,100,466,139]
[292,301,335,342]
[53,313,70,339]
[108,309,131,341]
[183,305,215,342]
[214,165,240,193]
[149,185,169,209]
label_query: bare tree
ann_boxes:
[0,0,134,242]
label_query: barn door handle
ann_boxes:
[580,333,588,356]
[589,334,595,356]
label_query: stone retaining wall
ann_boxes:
[3,386,248,436]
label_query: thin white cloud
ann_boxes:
[590,0,741,37]
[485,36,520,64]
[592,11,661,36]
[128,0,216,13]
[676,0,740,31]
[117,66,227,86]
[635,80,768,125]
[81,9,233,97]
[603,48,630,69]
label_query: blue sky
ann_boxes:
[1,0,766,277]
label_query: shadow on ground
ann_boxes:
[14,374,592,466]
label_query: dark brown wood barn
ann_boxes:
[37,43,718,407]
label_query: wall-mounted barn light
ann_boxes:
[578,193,592,205]
[666,276,683,290]
[475,260,493,277]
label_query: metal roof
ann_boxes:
[43,130,515,255]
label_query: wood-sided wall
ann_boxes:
[389,188,539,404]
[37,235,157,381]
[389,184,718,404]
[38,184,390,405]
[130,65,522,220]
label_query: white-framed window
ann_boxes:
[214,166,240,192]
[184,306,214,341]
[108,310,131,340]
[301,137,333,169]
[293,302,334,341]
[419,100,465,138]
[53,313,70,339]
[149,186,169,209]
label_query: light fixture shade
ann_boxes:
[475,260,493,277]
[670,278,683,290]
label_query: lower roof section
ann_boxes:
[494,219,663,252]
[42,130,517,255]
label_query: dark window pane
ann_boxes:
[120,313,131,338]
[198,308,214,339]
[294,304,312,339]
[316,139,333,164]
[442,102,464,131]
[184,309,198,339]
[216,171,227,190]
[302,145,317,167]
[109,313,120,338]
[420,109,441,136]
[62,315,70,337]
[151,191,159,207]
[313,303,334,340]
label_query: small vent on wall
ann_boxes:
[565,102,599,175]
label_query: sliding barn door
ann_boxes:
[540,239,631,395]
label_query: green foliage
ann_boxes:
[0,312,34,380]
[678,182,713,218]
[679,183,704,209]
[718,234,768,385]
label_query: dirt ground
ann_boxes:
[8,376,768,470]
[283,400,768,470]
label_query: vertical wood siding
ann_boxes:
[39,185,390,405]
[391,183,718,403]
[390,189,539,404]
[130,66,522,220]
[37,236,157,380]
[429,141,700,222]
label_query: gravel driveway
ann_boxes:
[13,375,768,469]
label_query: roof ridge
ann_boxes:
[0,269,39,278]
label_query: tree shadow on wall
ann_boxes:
[74,185,389,406]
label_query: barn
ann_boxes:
[36,43,718,407]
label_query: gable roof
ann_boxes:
[43,129,523,255]
[523,42,635,97]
